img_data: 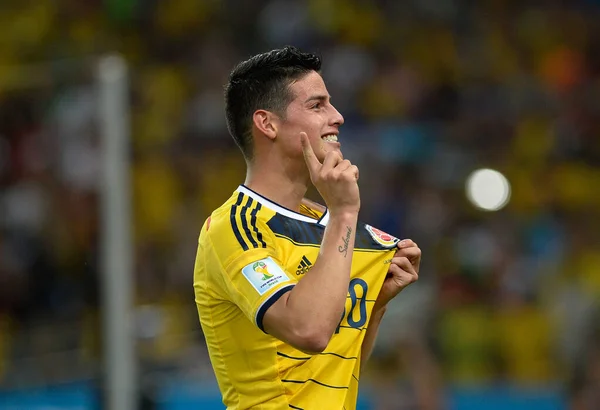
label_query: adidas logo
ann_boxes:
[296,256,313,276]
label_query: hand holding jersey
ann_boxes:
[375,239,421,312]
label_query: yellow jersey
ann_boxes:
[194,185,399,410]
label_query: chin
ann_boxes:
[319,140,343,159]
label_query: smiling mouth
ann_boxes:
[322,134,338,142]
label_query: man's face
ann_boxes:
[276,71,345,162]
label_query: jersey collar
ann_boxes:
[237,185,329,226]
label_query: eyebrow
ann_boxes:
[304,95,330,104]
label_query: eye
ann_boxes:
[312,102,322,110]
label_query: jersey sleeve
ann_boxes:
[211,215,295,332]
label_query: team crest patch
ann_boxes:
[365,225,399,249]
[241,257,292,295]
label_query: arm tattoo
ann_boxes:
[338,226,352,257]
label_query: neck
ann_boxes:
[244,158,309,212]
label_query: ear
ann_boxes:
[252,110,278,141]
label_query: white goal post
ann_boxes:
[98,54,137,410]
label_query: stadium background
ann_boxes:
[1,0,599,409]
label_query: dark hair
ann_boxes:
[224,46,322,160]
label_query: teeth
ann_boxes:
[322,134,338,142]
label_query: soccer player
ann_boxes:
[193,46,421,409]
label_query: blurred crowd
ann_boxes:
[1,0,600,408]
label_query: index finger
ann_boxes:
[300,132,321,171]
[395,246,421,258]
[394,246,421,265]
[397,239,416,249]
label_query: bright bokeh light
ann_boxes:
[466,168,511,211]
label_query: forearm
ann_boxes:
[285,212,357,342]
[360,306,386,372]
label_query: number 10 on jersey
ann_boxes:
[335,278,369,332]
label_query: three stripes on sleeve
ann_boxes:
[231,192,267,251]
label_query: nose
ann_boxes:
[331,104,344,127]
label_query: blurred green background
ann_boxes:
[0,0,599,409]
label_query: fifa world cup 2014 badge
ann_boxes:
[365,225,399,249]
[242,257,292,295]
[253,261,274,280]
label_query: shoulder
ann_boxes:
[200,191,278,267]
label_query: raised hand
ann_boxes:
[300,132,360,215]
